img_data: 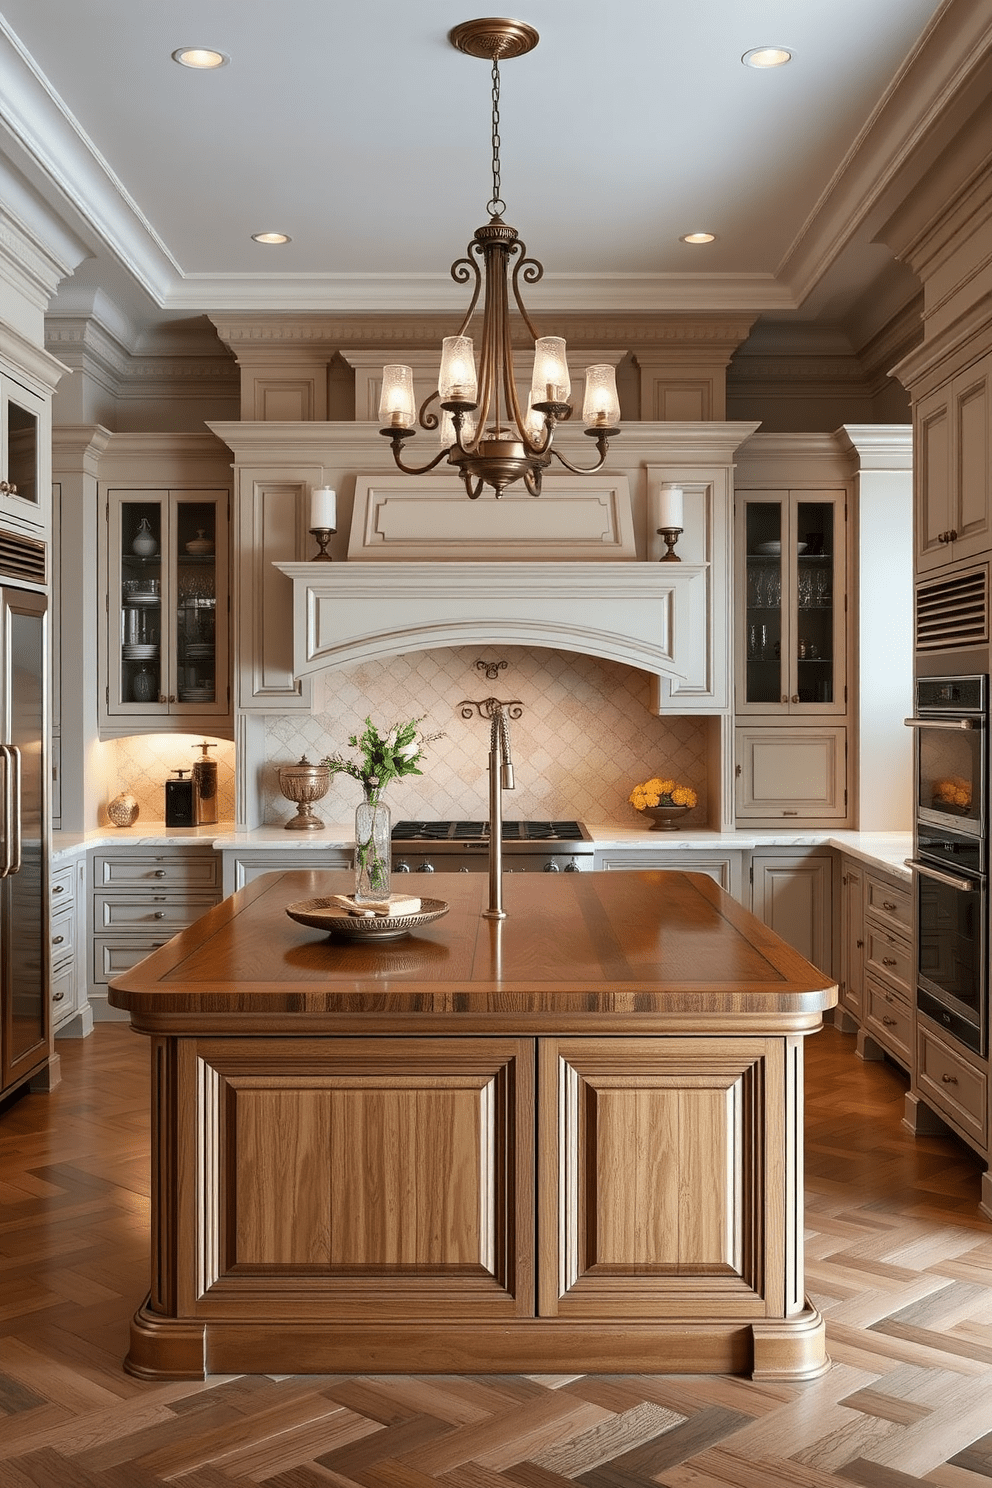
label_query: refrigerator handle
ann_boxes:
[7,744,21,876]
[0,746,11,878]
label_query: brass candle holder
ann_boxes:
[657,525,683,563]
[309,526,335,561]
[278,756,330,830]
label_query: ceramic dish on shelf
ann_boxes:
[185,644,214,659]
[122,645,159,659]
[179,686,214,702]
[124,592,161,606]
[754,541,808,555]
[285,896,450,942]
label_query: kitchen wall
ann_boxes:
[261,646,710,829]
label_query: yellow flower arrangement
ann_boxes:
[629,776,698,811]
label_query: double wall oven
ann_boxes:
[906,675,987,1055]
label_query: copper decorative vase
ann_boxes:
[278,756,330,830]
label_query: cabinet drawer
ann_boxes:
[865,875,912,935]
[51,962,76,1023]
[916,1024,988,1147]
[92,935,174,987]
[94,891,219,931]
[51,864,75,904]
[864,978,911,1065]
[51,905,75,966]
[864,925,912,997]
[93,852,220,890]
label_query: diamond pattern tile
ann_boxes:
[262,646,710,827]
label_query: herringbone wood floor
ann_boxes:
[1,1023,992,1487]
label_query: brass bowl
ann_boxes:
[277,756,330,830]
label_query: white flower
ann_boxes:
[396,740,419,762]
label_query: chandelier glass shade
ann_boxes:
[378,19,621,499]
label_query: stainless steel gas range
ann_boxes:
[391,819,594,874]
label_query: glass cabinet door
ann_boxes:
[0,377,43,532]
[118,496,165,712]
[743,503,783,706]
[174,497,218,707]
[107,489,228,726]
[739,491,844,715]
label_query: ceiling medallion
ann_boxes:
[378,18,621,499]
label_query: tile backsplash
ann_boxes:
[262,647,709,828]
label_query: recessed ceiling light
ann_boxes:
[742,46,792,69]
[681,232,716,245]
[252,232,292,245]
[172,47,229,70]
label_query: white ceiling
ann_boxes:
[0,0,981,346]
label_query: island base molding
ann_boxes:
[125,1298,827,1382]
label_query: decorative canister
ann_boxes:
[277,756,330,830]
[107,790,139,828]
[165,769,196,827]
[131,517,158,556]
[192,740,218,825]
[185,529,214,555]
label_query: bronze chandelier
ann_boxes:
[378,17,621,500]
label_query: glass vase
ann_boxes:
[354,792,391,903]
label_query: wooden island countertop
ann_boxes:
[109,869,837,1382]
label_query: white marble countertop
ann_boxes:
[52,823,914,881]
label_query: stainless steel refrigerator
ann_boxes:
[0,582,49,1098]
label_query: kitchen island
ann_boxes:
[109,867,837,1381]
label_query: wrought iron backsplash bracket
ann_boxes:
[458,697,524,720]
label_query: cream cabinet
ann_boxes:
[221,849,351,897]
[735,726,847,824]
[593,848,745,900]
[837,858,865,1027]
[99,488,231,736]
[51,853,91,1038]
[915,349,992,575]
[0,370,47,539]
[858,869,913,1070]
[749,850,833,975]
[89,847,222,1019]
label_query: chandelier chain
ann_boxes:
[488,55,505,217]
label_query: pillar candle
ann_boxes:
[657,484,683,529]
[310,487,337,530]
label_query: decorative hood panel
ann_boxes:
[276,559,707,680]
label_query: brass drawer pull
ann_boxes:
[53,989,65,1002]
[882,1016,896,1026]
[941,1072,958,1084]
[52,934,64,945]
[882,900,897,912]
[53,884,65,894]
[882,957,897,967]
[153,911,166,919]
[153,869,167,878]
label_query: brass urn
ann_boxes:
[278,756,330,831]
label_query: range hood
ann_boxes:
[275,558,707,680]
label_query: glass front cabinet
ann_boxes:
[101,489,230,734]
[735,490,847,717]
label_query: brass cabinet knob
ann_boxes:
[52,934,64,945]
[942,1072,958,1084]
[791,694,800,703]
[153,911,166,919]
[153,870,167,878]
[882,956,897,966]
[882,1016,896,1026]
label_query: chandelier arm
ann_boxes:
[523,466,542,497]
[510,243,544,344]
[547,439,611,478]
[386,440,456,478]
[452,248,483,336]
[418,389,441,431]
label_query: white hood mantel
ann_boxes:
[275,560,708,680]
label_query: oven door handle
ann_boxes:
[903,716,980,730]
[905,858,982,893]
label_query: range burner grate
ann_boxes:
[392,819,586,843]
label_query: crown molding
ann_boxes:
[0,19,180,303]
[778,4,992,306]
